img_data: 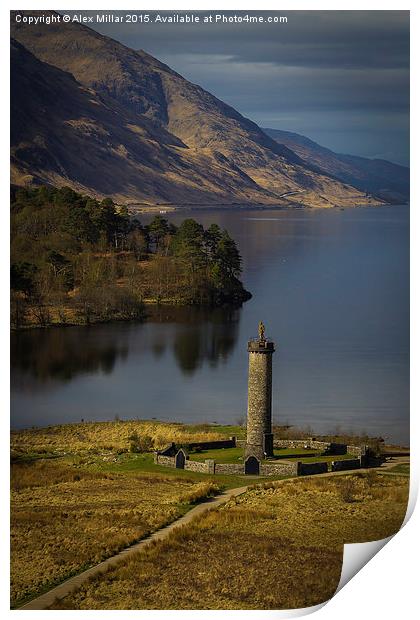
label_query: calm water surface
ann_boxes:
[11,205,409,444]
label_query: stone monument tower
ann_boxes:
[245,321,275,460]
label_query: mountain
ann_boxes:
[11,39,269,205]
[263,128,409,203]
[11,11,384,208]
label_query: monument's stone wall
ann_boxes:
[309,440,332,451]
[298,461,328,475]
[326,443,348,455]
[185,438,236,451]
[155,454,176,468]
[214,463,244,475]
[260,462,298,476]
[362,454,384,467]
[347,445,364,457]
[184,459,216,474]
[184,460,207,473]
[155,452,364,476]
[155,441,364,477]
[331,458,361,472]
[274,439,310,449]
[274,438,366,457]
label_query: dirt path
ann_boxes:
[378,456,410,469]
[18,485,248,610]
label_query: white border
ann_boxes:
[2,1,417,618]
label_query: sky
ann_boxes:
[75,10,409,166]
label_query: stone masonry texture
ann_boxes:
[298,461,329,475]
[331,458,361,472]
[245,341,274,459]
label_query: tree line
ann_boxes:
[11,186,250,328]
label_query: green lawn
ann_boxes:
[273,448,321,458]
[79,452,291,489]
[188,447,244,463]
[189,447,321,463]
[384,463,410,475]
[188,446,354,464]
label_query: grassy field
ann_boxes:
[384,463,410,475]
[10,458,223,607]
[50,472,409,610]
[10,420,234,458]
[10,425,275,609]
[11,420,406,609]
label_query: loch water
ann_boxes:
[11,205,409,444]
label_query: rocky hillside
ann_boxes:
[11,11,384,208]
[264,128,409,203]
[11,40,271,205]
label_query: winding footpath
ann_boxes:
[19,485,248,610]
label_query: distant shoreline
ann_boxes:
[128,201,408,214]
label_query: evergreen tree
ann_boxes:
[205,223,222,259]
[216,230,242,278]
[172,219,206,270]
[147,216,170,252]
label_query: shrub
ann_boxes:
[129,435,154,453]
[365,469,378,488]
[339,477,357,503]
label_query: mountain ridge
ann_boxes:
[11,11,386,208]
[11,39,276,206]
[263,128,409,203]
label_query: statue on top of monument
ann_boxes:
[258,320,266,342]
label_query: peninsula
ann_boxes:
[11,186,250,329]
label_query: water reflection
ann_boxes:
[148,306,240,375]
[11,327,129,386]
[172,318,237,375]
[11,306,241,385]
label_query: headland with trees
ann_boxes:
[11,186,251,329]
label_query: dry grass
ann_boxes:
[10,459,216,607]
[11,420,224,458]
[11,459,106,490]
[179,482,220,505]
[50,473,409,610]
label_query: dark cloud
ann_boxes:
[65,10,410,165]
[96,11,409,70]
